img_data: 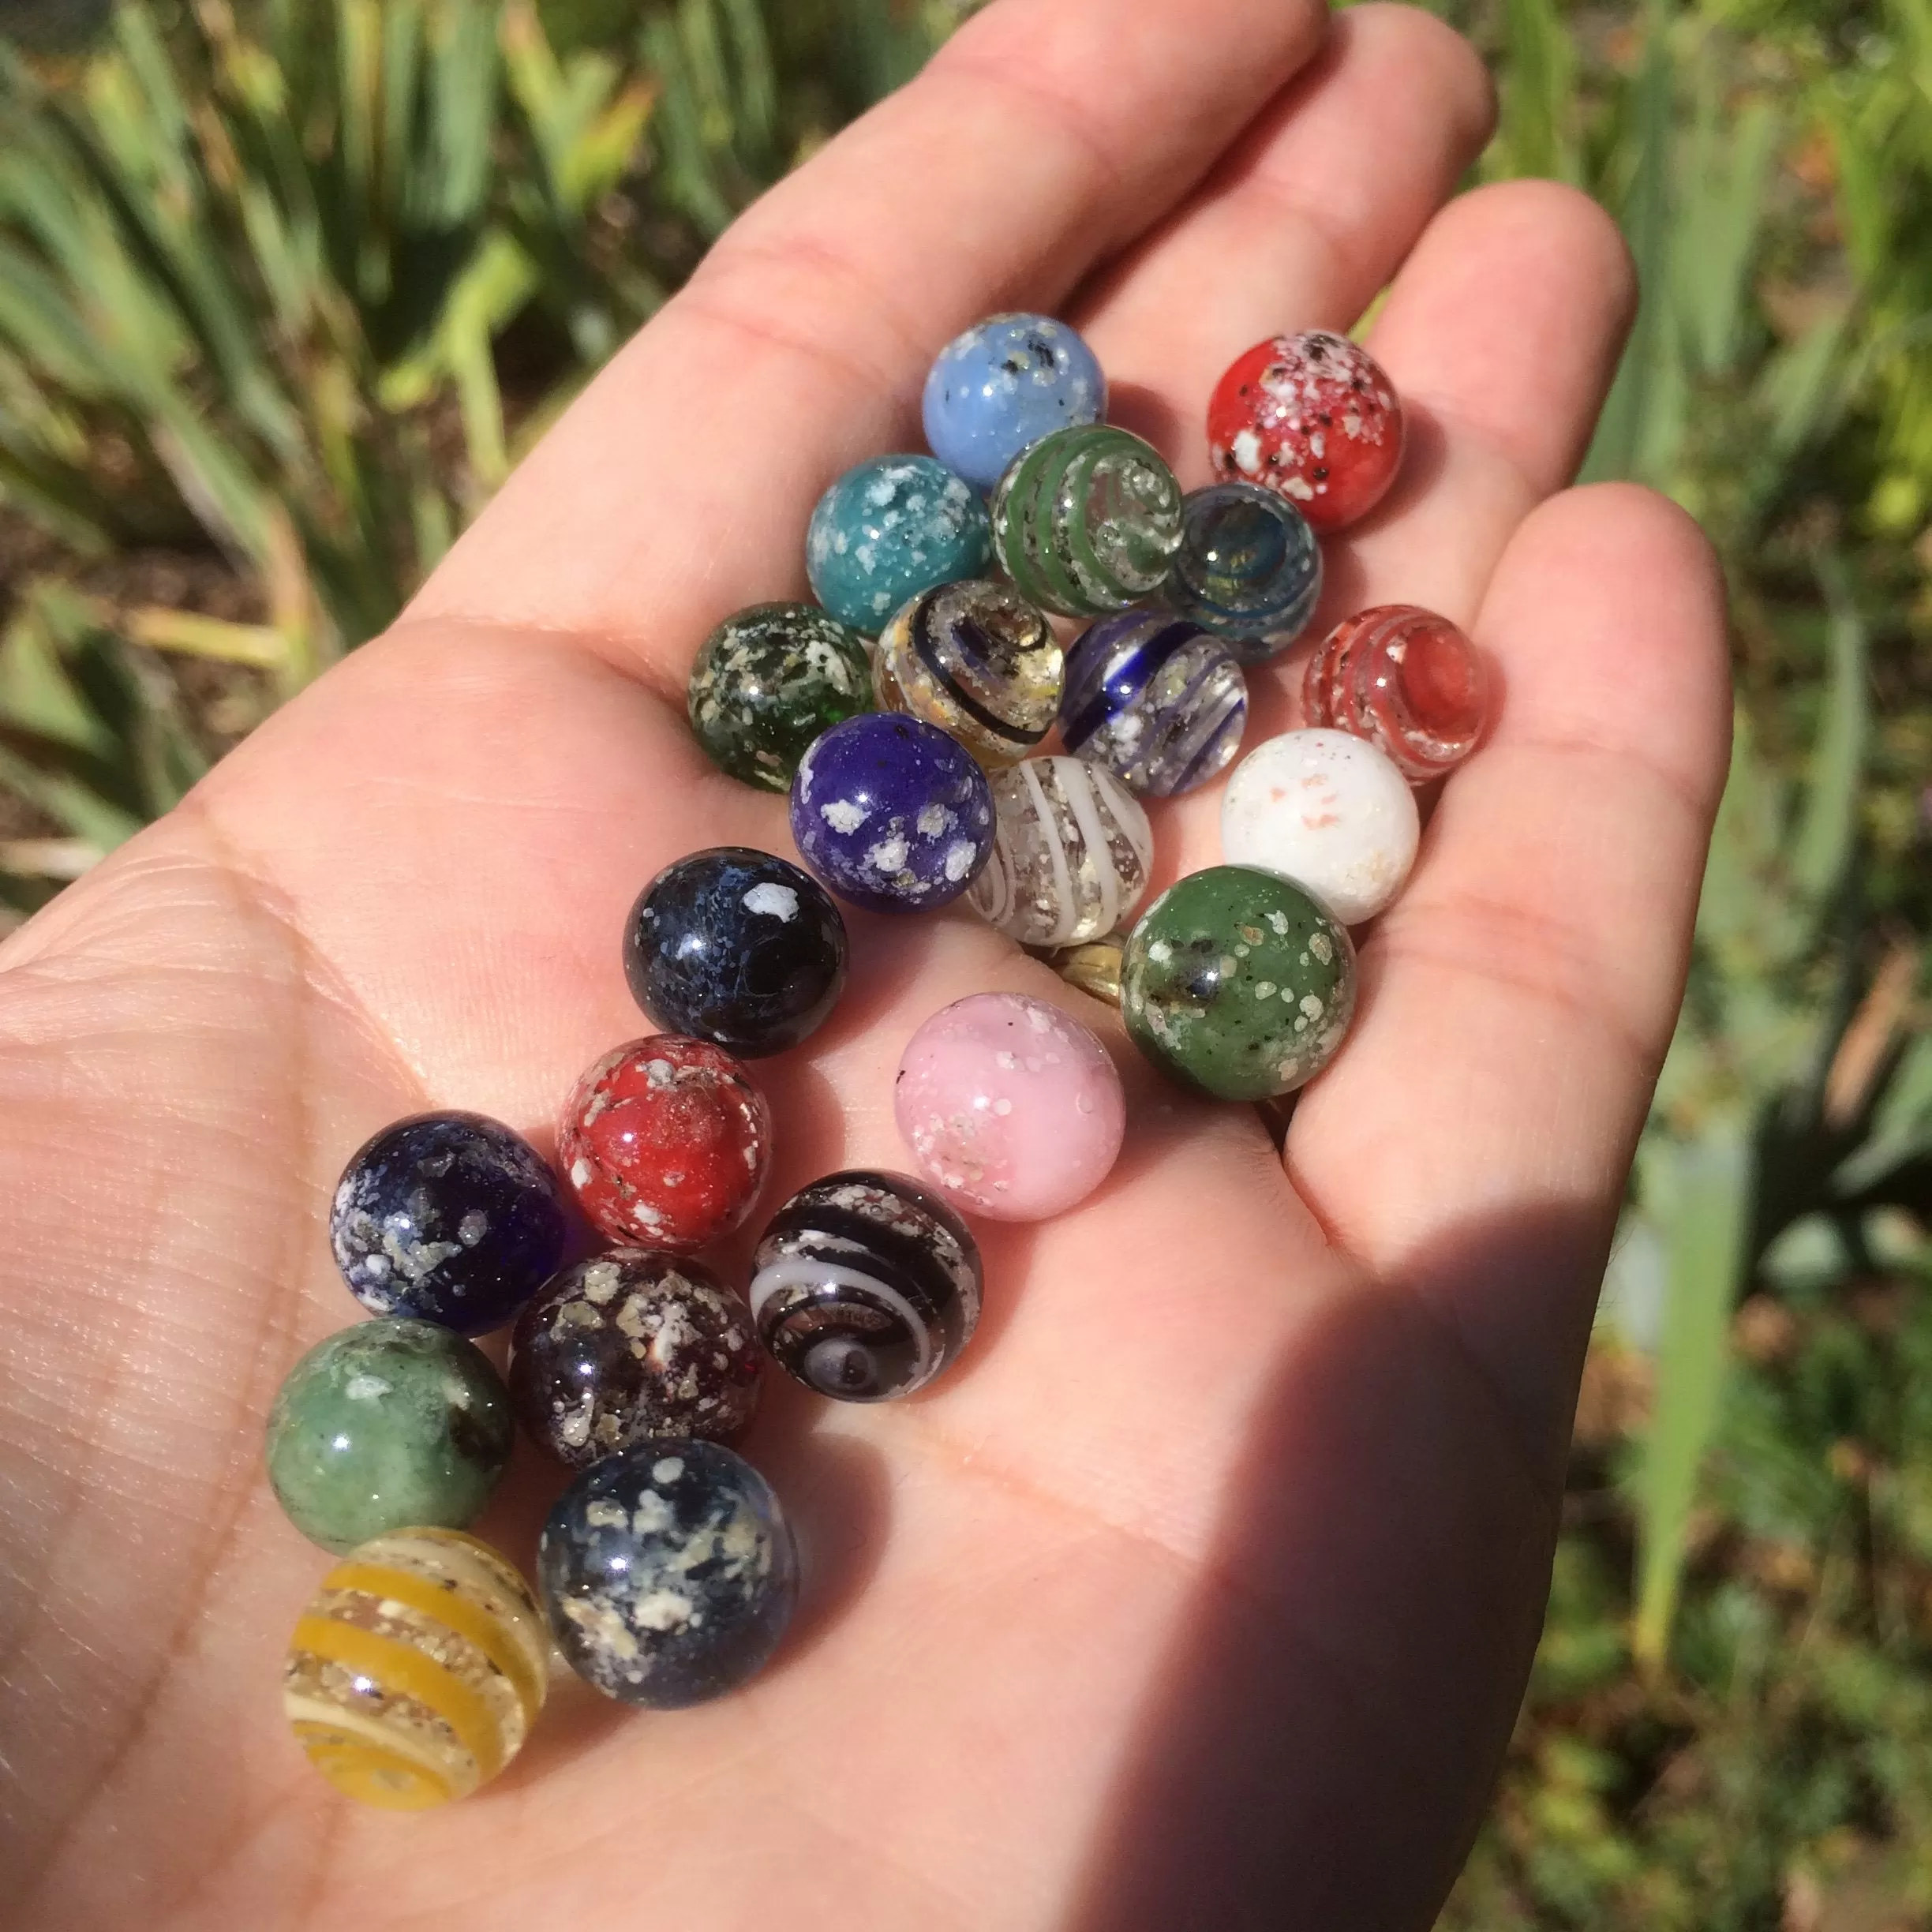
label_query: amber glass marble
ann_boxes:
[283,1527,549,1810]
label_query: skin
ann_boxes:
[0,3,1730,1928]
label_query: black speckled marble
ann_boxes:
[624,847,848,1058]
[537,1439,798,1707]
[329,1111,567,1335]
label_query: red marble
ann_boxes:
[1302,605,1489,781]
[559,1037,771,1251]
[1207,331,1404,534]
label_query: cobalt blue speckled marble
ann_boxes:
[789,712,994,913]
[624,848,848,1058]
[806,455,991,636]
[1164,482,1324,665]
[922,313,1106,492]
[537,1439,799,1707]
[1061,611,1249,799]
[330,1113,568,1335]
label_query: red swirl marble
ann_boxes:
[1207,331,1403,534]
[1301,604,1488,781]
[559,1037,771,1251]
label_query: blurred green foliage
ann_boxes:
[0,0,1927,1923]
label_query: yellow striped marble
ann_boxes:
[283,1526,548,1810]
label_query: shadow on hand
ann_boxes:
[1062,1200,1605,1932]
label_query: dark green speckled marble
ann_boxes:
[266,1317,512,1554]
[687,601,874,791]
[1121,865,1355,1102]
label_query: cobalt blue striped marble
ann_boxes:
[789,712,994,912]
[1060,611,1249,799]
[922,313,1106,491]
[806,455,991,636]
[330,1113,568,1335]
[1163,483,1323,665]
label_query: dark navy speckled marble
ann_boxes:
[537,1439,798,1707]
[921,314,1106,492]
[789,712,994,913]
[329,1112,567,1335]
[1163,482,1324,665]
[624,848,848,1058]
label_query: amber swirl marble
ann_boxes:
[968,754,1152,948]
[989,424,1183,617]
[283,1527,549,1810]
[874,578,1063,767]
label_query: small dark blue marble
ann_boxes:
[330,1112,567,1335]
[624,848,848,1058]
[921,313,1106,492]
[789,713,994,914]
[1163,482,1323,665]
[538,1439,799,1708]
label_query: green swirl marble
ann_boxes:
[1121,865,1356,1102]
[687,601,874,791]
[989,424,1183,618]
[266,1317,513,1554]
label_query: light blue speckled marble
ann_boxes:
[805,455,991,635]
[921,314,1106,492]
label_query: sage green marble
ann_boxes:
[1121,865,1356,1102]
[989,424,1182,618]
[266,1317,512,1554]
[687,601,874,791]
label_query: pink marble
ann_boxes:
[894,992,1125,1222]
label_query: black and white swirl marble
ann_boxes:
[750,1170,983,1401]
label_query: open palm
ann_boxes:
[0,2,1729,1926]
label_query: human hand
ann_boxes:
[0,2,1728,1926]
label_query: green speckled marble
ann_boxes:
[687,601,873,791]
[1121,865,1356,1102]
[989,424,1183,618]
[266,1317,513,1554]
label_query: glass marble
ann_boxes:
[1046,932,1126,1008]
[921,312,1106,492]
[558,1035,770,1251]
[1164,482,1323,664]
[538,1439,798,1708]
[284,1526,548,1810]
[967,754,1152,948]
[331,1111,567,1335]
[895,992,1125,1222]
[874,578,1062,768]
[1220,728,1419,926]
[508,1250,762,1467]
[687,601,873,792]
[751,1170,983,1401]
[625,848,848,1058]
[266,1318,513,1555]
[1121,864,1357,1102]
[789,712,994,913]
[1060,610,1248,799]
[1208,331,1405,534]
[1302,604,1489,781]
[990,424,1183,617]
[806,455,992,636]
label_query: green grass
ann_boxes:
[0,0,1929,1923]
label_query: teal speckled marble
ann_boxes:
[806,455,991,636]
[266,1317,513,1554]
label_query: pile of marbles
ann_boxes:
[268,313,1492,1813]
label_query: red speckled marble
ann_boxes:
[1208,330,1404,534]
[559,1036,770,1250]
